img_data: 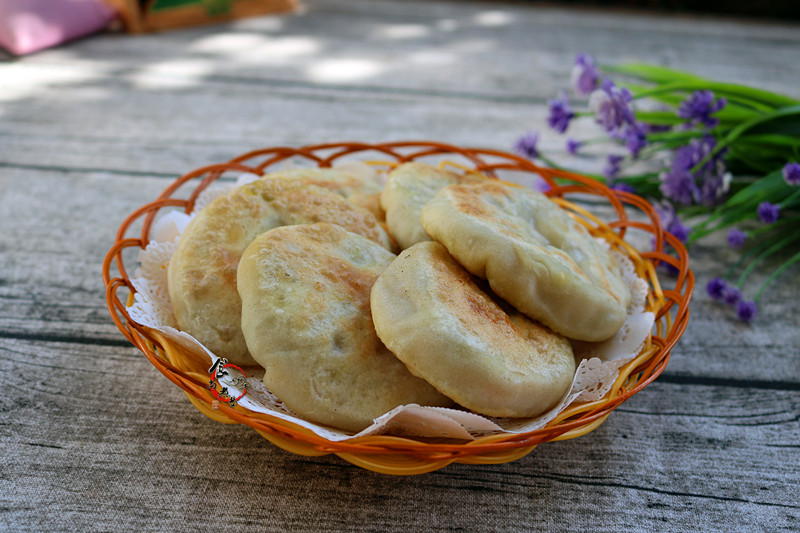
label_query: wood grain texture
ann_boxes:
[1,0,798,531]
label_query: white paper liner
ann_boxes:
[128,167,654,442]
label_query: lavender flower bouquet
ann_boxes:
[515,54,800,322]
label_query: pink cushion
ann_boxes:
[0,0,117,55]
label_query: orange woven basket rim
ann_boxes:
[102,140,694,469]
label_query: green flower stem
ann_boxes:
[633,110,686,125]
[537,154,570,171]
[735,231,800,287]
[755,248,800,301]
[726,146,782,174]
[736,133,800,149]
[630,145,665,161]
[690,203,762,243]
[723,169,785,208]
[644,127,705,141]
[717,106,800,149]
[570,136,609,147]
[749,217,795,238]
[633,81,800,110]
[646,130,707,144]
[713,106,766,123]
[723,231,784,279]
[779,188,800,208]
[602,63,706,84]
[547,154,627,179]
[723,219,799,278]
[681,205,714,219]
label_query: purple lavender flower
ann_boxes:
[655,200,690,242]
[736,300,758,322]
[659,136,728,206]
[722,286,742,306]
[600,78,616,92]
[514,131,539,159]
[706,277,727,300]
[757,201,780,224]
[697,170,731,207]
[603,154,625,178]
[672,136,719,175]
[678,90,727,129]
[655,200,678,227]
[610,182,636,194]
[571,53,599,95]
[645,122,673,134]
[621,122,648,158]
[667,219,690,243]
[566,138,582,155]
[533,178,551,193]
[783,162,800,186]
[659,167,698,205]
[727,228,747,248]
[547,91,575,134]
[589,82,635,135]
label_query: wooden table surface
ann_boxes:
[2,1,798,531]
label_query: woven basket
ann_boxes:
[102,141,694,475]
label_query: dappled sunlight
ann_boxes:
[406,49,455,66]
[450,38,496,54]
[472,10,515,27]
[128,58,217,90]
[0,1,557,106]
[435,18,459,32]
[370,23,431,40]
[305,58,384,84]
[189,32,270,54]
[0,2,523,103]
[229,10,289,32]
[0,62,109,102]
[234,36,321,64]
[189,32,320,63]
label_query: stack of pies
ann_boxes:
[167,163,631,432]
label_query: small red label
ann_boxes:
[206,358,248,407]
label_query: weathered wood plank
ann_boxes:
[2,1,799,530]
[2,1,800,175]
[1,338,797,532]
[12,0,800,97]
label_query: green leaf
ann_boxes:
[756,246,800,301]
[744,117,800,137]
[632,110,684,125]
[625,83,685,106]
[713,106,763,124]
[722,169,786,208]
[603,63,707,84]
[733,133,800,149]
[646,130,707,144]
[726,147,782,174]
[736,230,800,287]
[780,189,800,209]
[634,81,800,110]
[717,105,800,154]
